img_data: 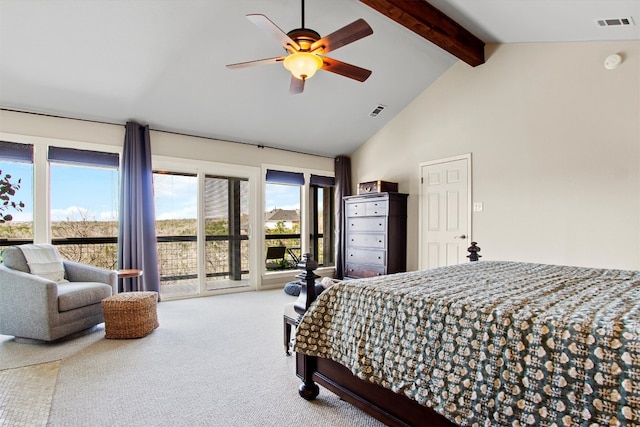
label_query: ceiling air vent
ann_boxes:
[369,104,386,118]
[596,17,635,27]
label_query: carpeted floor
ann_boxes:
[0,290,386,427]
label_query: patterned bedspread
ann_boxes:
[294,261,640,426]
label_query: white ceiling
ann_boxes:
[1,1,638,157]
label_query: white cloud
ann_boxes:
[51,206,97,221]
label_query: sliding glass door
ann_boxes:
[153,169,253,299]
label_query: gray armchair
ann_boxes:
[0,245,117,342]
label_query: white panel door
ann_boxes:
[420,156,470,269]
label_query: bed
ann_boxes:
[293,261,640,426]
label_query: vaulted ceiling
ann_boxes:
[0,1,638,157]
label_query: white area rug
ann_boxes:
[0,326,104,371]
[0,361,60,426]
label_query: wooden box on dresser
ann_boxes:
[343,192,408,279]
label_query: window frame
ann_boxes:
[0,134,121,245]
[309,174,335,267]
[261,164,335,278]
[0,140,33,226]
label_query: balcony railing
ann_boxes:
[0,232,328,284]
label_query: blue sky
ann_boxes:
[1,161,300,222]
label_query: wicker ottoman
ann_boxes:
[102,292,159,339]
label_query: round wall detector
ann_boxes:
[604,54,622,70]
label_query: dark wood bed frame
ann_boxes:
[293,254,458,427]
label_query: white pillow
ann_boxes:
[18,244,66,283]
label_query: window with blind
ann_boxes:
[48,146,120,268]
[0,141,33,243]
[265,169,303,270]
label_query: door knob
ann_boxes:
[455,235,467,239]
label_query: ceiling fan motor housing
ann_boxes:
[287,28,321,51]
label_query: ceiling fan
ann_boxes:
[226,0,373,95]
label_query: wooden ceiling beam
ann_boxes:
[359,0,485,67]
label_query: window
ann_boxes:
[0,141,33,243]
[310,174,335,266]
[48,147,120,269]
[265,170,303,270]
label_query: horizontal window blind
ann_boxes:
[265,169,304,185]
[310,174,335,187]
[48,146,119,169]
[0,141,33,163]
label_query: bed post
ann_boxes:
[294,253,321,400]
[293,253,320,315]
[467,241,481,261]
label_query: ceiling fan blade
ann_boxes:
[310,19,373,55]
[247,14,300,53]
[321,57,372,82]
[289,76,305,95]
[226,56,285,69]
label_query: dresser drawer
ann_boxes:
[346,248,386,265]
[365,201,387,216]
[347,233,385,249]
[345,202,366,217]
[346,200,388,217]
[345,263,386,278]
[346,217,386,233]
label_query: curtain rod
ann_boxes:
[0,108,333,159]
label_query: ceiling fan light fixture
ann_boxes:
[284,52,323,80]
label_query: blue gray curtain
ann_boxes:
[118,122,160,295]
[334,156,351,279]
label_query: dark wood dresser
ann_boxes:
[343,192,408,279]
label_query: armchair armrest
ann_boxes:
[63,261,118,293]
[0,265,59,333]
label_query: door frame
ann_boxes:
[418,153,472,270]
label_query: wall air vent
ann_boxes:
[596,17,635,27]
[369,104,386,118]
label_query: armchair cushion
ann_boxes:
[57,282,113,312]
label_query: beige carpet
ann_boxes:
[0,290,386,427]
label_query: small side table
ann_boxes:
[116,269,143,292]
[283,302,300,356]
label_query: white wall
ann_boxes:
[352,41,640,271]
[0,110,333,170]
